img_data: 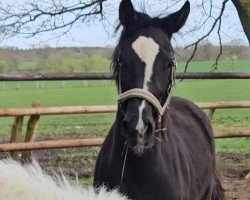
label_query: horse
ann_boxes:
[0,158,128,200]
[93,0,224,199]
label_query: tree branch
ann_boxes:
[0,0,106,40]
[183,0,229,72]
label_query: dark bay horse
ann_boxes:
[94,0,224,199]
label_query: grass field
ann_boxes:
[177,60,250,72]
[0,60,249,152]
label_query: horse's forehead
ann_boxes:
[131,36,159,66]
[131,36,159,90]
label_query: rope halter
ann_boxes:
[118,88,172,124]
[117,53,176,126]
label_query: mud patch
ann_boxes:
[0,135,249,199]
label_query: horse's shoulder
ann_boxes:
[169,96,214,139]
[170,96,202,114]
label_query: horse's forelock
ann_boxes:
[111,13,157,90]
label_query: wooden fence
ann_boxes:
[1,101,250,118]
[0,72,249,160]
[1,130,250,152]
[1,72,250,81]
[0,101,250,158]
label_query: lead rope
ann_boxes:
[118,57,127,184]
[120,140,128,184]
[118,53,122,94]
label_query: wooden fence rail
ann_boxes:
[0,138,105,152]
[1,72,250,81]
[1,101,250,117]
[0,105,117,117]
[1,130,250,152]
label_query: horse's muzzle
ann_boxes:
[121,99,155,154]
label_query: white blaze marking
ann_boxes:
[132,36,159,135]
[136,101,146,134]
[132,36,159,90]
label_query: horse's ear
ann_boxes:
[158,1,190,38]
[119,0,136,27]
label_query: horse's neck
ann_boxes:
[111,110,127,150]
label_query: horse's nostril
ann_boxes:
[145,122,154,138]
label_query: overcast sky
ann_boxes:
[0,0,248,49]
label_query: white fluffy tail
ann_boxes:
[0,159,128,200]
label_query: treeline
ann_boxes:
[0,42,249,73]
[175,42,250,62]
[0,47,113,73]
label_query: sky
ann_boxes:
[0,0,248,49]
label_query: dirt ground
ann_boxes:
[216,153,250,200]
[0,135,249,200]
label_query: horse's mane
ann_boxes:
[111,40,120,88]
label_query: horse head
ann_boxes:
[112,0,190,155]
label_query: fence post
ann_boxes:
[21,101,41,162]
[10,116,24,159]
[208,108,216,120]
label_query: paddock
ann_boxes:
[0,72,250,199]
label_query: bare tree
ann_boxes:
[0,0,106,41]
[180,0,250,71]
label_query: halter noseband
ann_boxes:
[118,88,172,124]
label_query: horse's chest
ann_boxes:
[118,160,183,200]
[121,174,181,200]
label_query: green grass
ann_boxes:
[78,178,93,187]
[174,79,250,118]
[177,60,250,72]
[215,138,250,153]
[0,81,116,107]
[0,60,250,152]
